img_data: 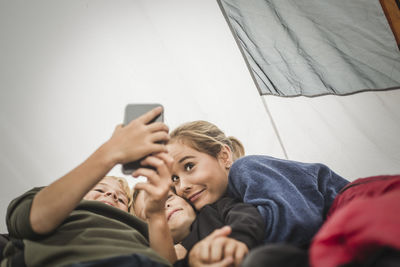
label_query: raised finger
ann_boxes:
[149,153,174,177]
[154,152,174,170]
[138,106,163,125]
[146,143,168,155]
[196,226,232,262]
[134,182,157,196]
[150,131,170,144]
[140,156,171,183]
[140,156,164,170]
[132,167,159,184]
[207,226,232,241]
[148,121,169,133]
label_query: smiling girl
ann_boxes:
[167,120,349,246]
[167,121,244,211]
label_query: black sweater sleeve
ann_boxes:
[214,197,265,249]
[181,197,265,252]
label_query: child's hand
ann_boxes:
[133,152,173,219]
[107,107,169,165]
[134,153,178,263]
[189,226,248,267]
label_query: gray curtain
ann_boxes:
[218,0,400,97]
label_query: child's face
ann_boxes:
[132,190,196,244]
[166,191,196,244]
[83,177,129,212]
[167,142,229,210]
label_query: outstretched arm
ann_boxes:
[30,107,169,234]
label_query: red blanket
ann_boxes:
[310,175,400,267]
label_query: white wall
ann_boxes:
[0,0,283,232]
[264,90,400,180]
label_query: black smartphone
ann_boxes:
[121,103,164,175]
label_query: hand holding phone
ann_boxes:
[121,103,165,174]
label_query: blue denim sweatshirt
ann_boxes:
[227,155,349,246]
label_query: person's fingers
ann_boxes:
[147,143,169,155]
[148,121,169,133]
[140,156,164,171]
[191,232,213,262]
[154,152,174,167]
[132,167,159,184]
[114,123,123,130]
[222,240,235,260]
[150,131,170,144]
[207,226,232,240]
[138,106,163,125]
[133,182,157,195]
[213,256,234,267]
[222,240,248,267]
[196,256,234,267]
[189,239,207,265]
[140,153,172,180]
[199,238,212,262]
[190,226,232,265]
[198,226,231,260]
[111,124,123,136]
[233,244,248,267]
[189,243,201,260]
[210,237,225,262]
[149,153,174,177]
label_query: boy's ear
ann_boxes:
[218,145,233,169]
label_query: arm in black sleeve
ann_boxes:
[215,197,265,249]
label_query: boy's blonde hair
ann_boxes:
[104,176,133,209]
[169,120,245,161]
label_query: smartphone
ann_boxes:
[121,103,164,174]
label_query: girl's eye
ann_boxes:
[167,194,173,199]
[94,189,104,193]
[184,162,194,171]
[171,175,179,183]
[118,198,126,204]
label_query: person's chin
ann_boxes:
[169,221,185,233]
[194,197,209,210]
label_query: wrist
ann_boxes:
[146,210,167,222]
[96,140,121,168]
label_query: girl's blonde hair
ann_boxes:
[104,176,133,209]
[169,120,245,161]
